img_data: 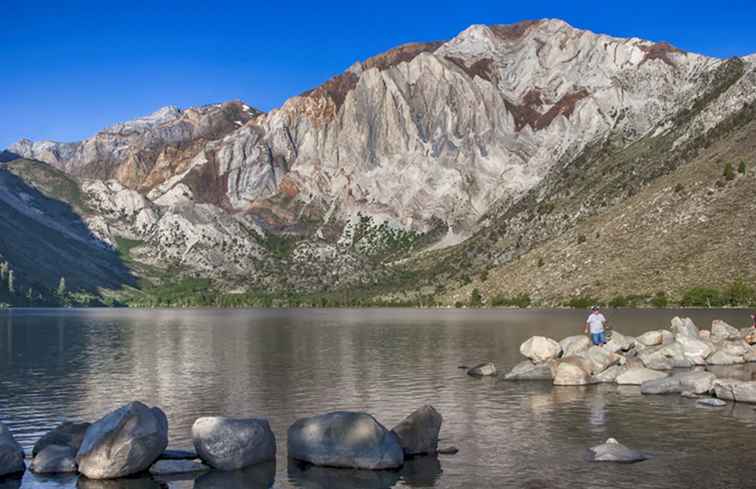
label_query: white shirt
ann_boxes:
[586,312,607,334]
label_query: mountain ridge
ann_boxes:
[3,19,755,307]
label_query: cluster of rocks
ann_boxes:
[501,317,756,405]
[0,402,449,483]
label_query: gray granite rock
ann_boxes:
[391,405,442,456]
[192,417,276,471]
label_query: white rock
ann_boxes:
[520,336,562,362]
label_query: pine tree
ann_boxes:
[57,277,66,297]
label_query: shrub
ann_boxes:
[564,296,596,309]
[651,291,668,308]
[738,161,747,175]
[680,287,724,307]
[480,270,489,282]
[490,293,532,308]
[608,295,628,308]
[454,301,464,308]
[724,278,755,306]
[674,183,685,193]
[537,257,544,268]
[723,162,736,181]
[577,234,587,244]
[470,288,483,307]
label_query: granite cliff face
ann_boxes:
[5,19,756,303]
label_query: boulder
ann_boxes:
[467,362,496,377]
[504,360,554,380]
[76,401,169,479]
[699,330,711,339]
[741,328,756,344]
[149,459,210,475]
[636,331,664,347]
[0,422,26,477]
[559,335,592,357]
[719,340,751,357]
[587,438,650,463]
[745,349,756,363]
[713,379,756,403]
[32,421,90,456]
[676,335,714,364]
[707,350,745,366]
[391,405,442,456]
[604,331,634,353]
[615,368,668,385]
[640,371,715,395]
[671,317,699,338]
[287,412,404,470]
[553,362,593,386]
[638,346,674,370]
[579,346,621,374]
[697,398,727,407]
[192,417,276,471]
[711,320,740,340]
[594,365,625,383]
[30,444,77,474]
[520,336,561,362]
[559,355,595,374]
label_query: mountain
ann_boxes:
[4,19,756,307]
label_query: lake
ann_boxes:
[1,308,755,489]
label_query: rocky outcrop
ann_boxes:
[192,417,276,471]
[287,412,404,470]
[587,438,650,463]
[76,401,169,479]
[0,422,25,477]
[391,405,443,456]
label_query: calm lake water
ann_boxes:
[1,308,755,489]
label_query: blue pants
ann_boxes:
[591,332,606,345]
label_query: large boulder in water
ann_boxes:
[192,417,276,471]
[391,405,442,456]
[76,401,168,479]
[504,360,554,380]
[707,350,745,366]
[713,379,756,403]
[587,438,651,463]
[559,335,592,357]
[467,362,496,377]
[33,421,90,457]
[635,331,665,347]
[553,361,593,386]
[711,320,740,340]
[579,346,621,374]
[287,412,403,470]
[671,317,699,338]
[615,368,668,385]
[30,444,77,474]
[0,422,25,477]
[520,336,561,362]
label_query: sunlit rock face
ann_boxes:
[11,20,730,236]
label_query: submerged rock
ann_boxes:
[192,417,276,471]
[504,360,554,380]
[615,368,668,385]
[467,362,496,377]
[76,401,169,479]
[520,336,561,362]
[287,411,403,470]
[391,405,442,456]
[30,444,77,474]
[697,398,727,407]
[587,438,650,463]
[0,422,26,477]
[149,459,210,475]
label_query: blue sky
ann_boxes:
[2,0,756,149]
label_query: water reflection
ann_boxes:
[76,476,164,489]
[0,475,23,489]
[399,456,442,487]
[287,461,400,489]
[193,463,276,489]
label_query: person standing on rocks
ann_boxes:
[584,305,608,346]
